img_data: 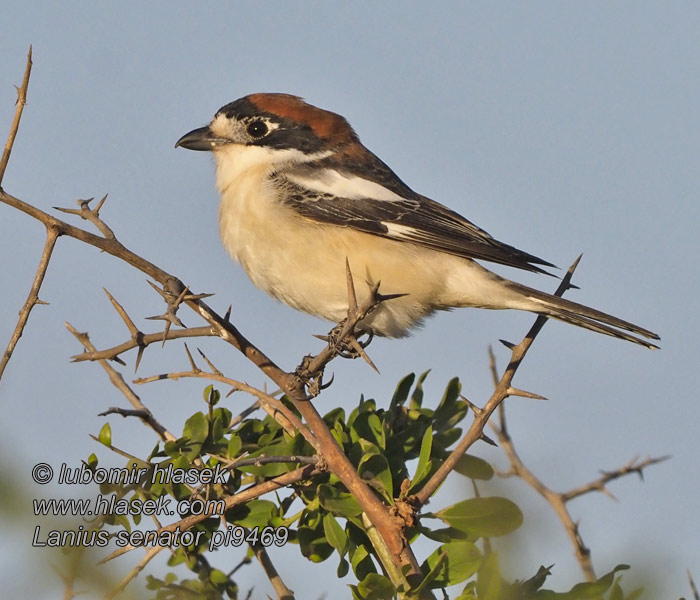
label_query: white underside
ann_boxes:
[213,145,532,337]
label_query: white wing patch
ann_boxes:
[383,222,418,239]
[287,169,406,202]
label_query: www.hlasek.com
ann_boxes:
[31,462,289,551]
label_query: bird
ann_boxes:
[175,93,659,349]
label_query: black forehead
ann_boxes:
[216,98,275,121]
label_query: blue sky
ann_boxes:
[1,2,697,598]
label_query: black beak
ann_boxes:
[175,126,225,151]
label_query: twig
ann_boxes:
[66,323,174,442]
[688,570,699,600]
[230,400,260,427]
[0,227,58,381]
[70,326,216,365]
[490,348,667,580]
[133,366,314,447]
[54,195,115,239]
[106,545,164,600]
[562,455,670,502]
[251,544,295,600]
[233,455,318,468]
[0,45,32,184]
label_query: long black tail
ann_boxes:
[507,282,660,349]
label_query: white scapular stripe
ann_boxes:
[287,169,406,202]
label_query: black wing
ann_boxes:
[277,155,556,275]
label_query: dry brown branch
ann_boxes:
[55,195,115,239]
[414,256,583,507]
[562,455,670,502]
[71,326,216,365]
[106,545,164,600]
[489,348,668,581]
[298,260,405,384]
[230,399,260,427]
[66,322,175,442]
[0,45,32,184]
[0,226,58,381]
[252,544,295,600]
[689,570,699,600]
[233,455,318,468]
[133,362,314,447]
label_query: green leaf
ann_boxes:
[433,377,461,425]
[390,373,415,408]
[434,497,523,537]
[337,557,349,578]
[226,499,275,529]
[519,564,553,594]
[357,573,396,599]
[409,427,433,492]
[351,412,386,449]
[358,453,393,501]
[183,412,208,444]
[410,370,430,409]
[209,569,228,585]
[454,455,494,480]
[227,433,242,458]
[98,423,112,447]
[298,524,334,563]
[349,544,376,580]
[610,580,623,600]
[203,384,220,405]
[420,541,481,589]
[209,407,231,442]
[414,525,468,543]
[568,564,629,597]
[323,513,348,557]
[318,484,363,517]
[323,407,346,428]
[87,453,98,468]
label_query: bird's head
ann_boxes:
[176,93,359,164]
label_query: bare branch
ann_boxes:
[251,544,295,600]
[106,545,164,600]
[490,348,667,581]
[562,455,670,502]
[0,226,58,381]
[688,569,699,600]
[70,326,215,364]
[54,195,115,239]
[66,322,174,442]
[133,366,315,448]
[0,45,32,184]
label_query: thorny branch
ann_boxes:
[0,45,31,183]
[0,51,433,595]
[65,323,174,442]
[488,349,669,582]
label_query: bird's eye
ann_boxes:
[246,120,269,139]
